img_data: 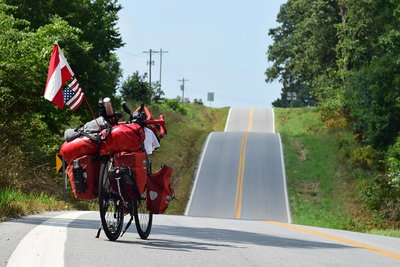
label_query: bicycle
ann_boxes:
[61,97,168,241]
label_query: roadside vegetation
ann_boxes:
[0,101,228,221]
[275,108,400,238]
[267,1,400,238]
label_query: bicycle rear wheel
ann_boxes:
[134,196,153,239]
[99,160,124,241]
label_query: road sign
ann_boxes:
[56,154,66,173]
[207,92,214,102]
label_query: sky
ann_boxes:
[115,0,286,108]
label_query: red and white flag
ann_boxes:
[44,43,74,109]
[63,78,84,112]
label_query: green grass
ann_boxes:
[275,108,400,238]
[275,108,357,230]
[0,188,69,221]
[367,229,400,238]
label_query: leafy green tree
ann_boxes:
[5,0,124,116]
[266,0,340,107]
[120,72,165,104]
[0,5,85,152]
[120,72,153,104]
[337,0,400,147]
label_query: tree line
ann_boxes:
[0,0,158,193]
[267,0,399,224]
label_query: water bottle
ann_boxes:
[103,97,114,117]
[73,159,86,193]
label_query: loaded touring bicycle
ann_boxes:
[60,98,174,241]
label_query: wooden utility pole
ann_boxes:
[178,78,189,102]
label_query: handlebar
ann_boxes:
[145,115,167,137]
[121,102,167,138]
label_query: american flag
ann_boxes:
[63,78,84,112]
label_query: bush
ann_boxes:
[160,99,187,115]
[386,136,400,187]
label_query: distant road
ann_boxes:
[186,108,290,222]
[224,108,275,132]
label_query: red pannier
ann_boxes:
[146,165,174,214]
[60,136,98,164]
[113,151,148,194]
[66,155,100,200]
[101,123,145,154]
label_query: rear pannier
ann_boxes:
[113,151,148,194]
[101,123,145,154]
[60,137,98,165]
[146,165,174,214]
[108,151,148,202]
[67,155,100,200]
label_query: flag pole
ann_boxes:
[83,95,104,137]
[84,95,97,120]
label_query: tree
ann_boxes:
[266,0,340,107]
[120,72,153,104]
[337,0,400,147]
[0,5,85,153]
[5,0,124,117]
[120,72,165,104]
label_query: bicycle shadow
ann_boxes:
[113,224,351,253]
[115,237,239,252]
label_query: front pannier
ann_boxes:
[146,165,174,214]
[67,155,100,200]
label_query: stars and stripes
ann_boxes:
[44,42,86,112]
[63,78,84,112]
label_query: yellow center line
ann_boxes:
[267,221,400,261]
[234,132,248,218]
[248,108,254,132]
[234,109,253,218]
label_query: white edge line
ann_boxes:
[184,132,214,216]
[223,107,232,132]
[7,211,92,267]
[272,108,276,133]
[277,133,292,224]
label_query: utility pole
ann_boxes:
[143,49,157,85]
[178,78,189,102]
[158,49,168,90]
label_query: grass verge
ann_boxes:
[0,188,69,221]
[275,107,399,237]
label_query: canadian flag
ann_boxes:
[44,43,74,109]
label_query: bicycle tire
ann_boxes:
[134,195,153,239]
[99,160,124,241]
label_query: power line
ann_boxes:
[158,49,168,90]
[178,78,189,102]
[143,49,157,84]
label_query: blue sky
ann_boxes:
[115,0,286,108]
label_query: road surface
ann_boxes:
[186,108,290,222]
[2,107,399,266]
[1,211,399,266]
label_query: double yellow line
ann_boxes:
[234,108,253,218]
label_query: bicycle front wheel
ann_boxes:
[99,160,124,241]
[134,196,153,239]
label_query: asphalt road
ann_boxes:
[2,107,399,266]
[1,211,399,266]
[186,108,290,222]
